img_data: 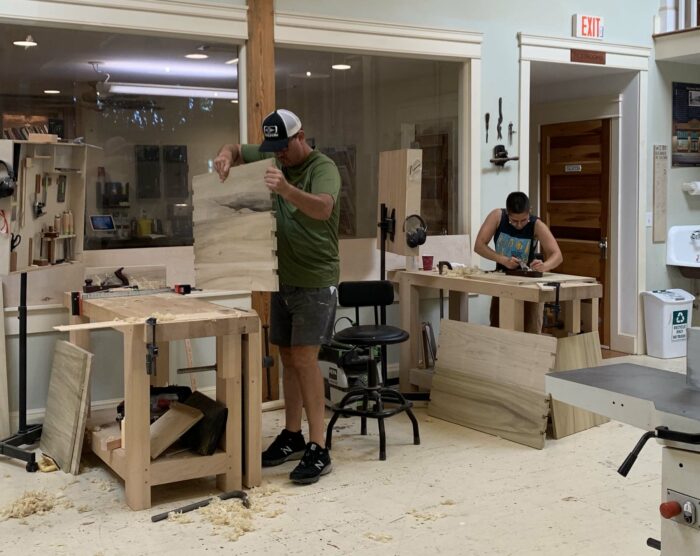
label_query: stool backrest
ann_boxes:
[338,280,394,326]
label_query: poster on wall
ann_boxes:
[672,82,700,167]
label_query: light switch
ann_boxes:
[646,212,653,227]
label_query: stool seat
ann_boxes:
[334,324,409,346]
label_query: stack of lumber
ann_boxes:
[192,158,278,292]
[39,341,94,473]
[428,320,604,449]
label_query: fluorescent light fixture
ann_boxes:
[332,64,351,70]
[225,58,239,65]
[106,82,238,99]
[13,35,37,47]
[185,53,208,60]
[230,99,239,104]
[43,89,60,95]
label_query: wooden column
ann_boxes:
[247,0,279,401]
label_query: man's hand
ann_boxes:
[530,259,545,272]
[500,256,520,270]
[214,151,233,182]
[264,167,293,197]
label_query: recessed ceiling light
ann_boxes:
[13,35,37,48]
[306,71,312,77]
[185,53,208,60]
[225,58,239,65]
[43,89,60,95]
[332,64,351,70]
[230,99,239,103]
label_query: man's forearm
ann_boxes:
[280,187,333,221]
[475,244,504,266]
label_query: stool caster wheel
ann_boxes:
[26,461,38,473]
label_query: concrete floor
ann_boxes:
[0,354,684,555]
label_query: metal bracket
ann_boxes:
[146,316,158,376]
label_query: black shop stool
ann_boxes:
[325,280,420,460]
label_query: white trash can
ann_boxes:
[642,289,695,358]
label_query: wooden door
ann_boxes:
[540,119,610,346]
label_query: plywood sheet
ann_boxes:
[192,159,278,292]
[150,402,203,459]
[550,332,609,438]
[0,285,9,437]
[437,320,557,393]
[39,340,93,473]
[429,368,549,449]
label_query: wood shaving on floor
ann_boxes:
[364,532,393,543]
[77,505,91,513]
[1,490,56,519]
[167,511,194,524]
[408,509,445,522]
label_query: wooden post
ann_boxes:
[247,0,279,402]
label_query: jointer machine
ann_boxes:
[546,327,700,554]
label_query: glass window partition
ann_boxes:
[275,48,460,238]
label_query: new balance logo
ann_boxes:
[281,446,293,455]
[314,460,324,470]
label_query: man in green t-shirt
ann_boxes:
[214,109,340,485]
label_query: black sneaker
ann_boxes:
[289,442,332,485]
[262,429,306,467]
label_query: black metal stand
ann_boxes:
[377,204,429,401]
[0,272,41,472]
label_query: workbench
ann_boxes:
[63,291,262,511]
[394,269,602,391]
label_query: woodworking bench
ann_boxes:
[62,291,262,510]
[392,269,602,391]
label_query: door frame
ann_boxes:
[518,34,651,354]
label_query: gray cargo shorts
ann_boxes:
[270,284,338,347]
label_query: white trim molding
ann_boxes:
[274,12,482,60]
[519,34,651,70]
[0,0,248,40]
[655,28,700,63]
[518,33,651,354]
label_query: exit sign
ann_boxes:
[573,14,604,39]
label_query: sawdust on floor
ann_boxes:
[1,490,56,519]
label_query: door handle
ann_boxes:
[599,237,608,260]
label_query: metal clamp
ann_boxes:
[146,317,158,376]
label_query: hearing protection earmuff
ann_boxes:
[403,214,427,248]
[0,160,16,199]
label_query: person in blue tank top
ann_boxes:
[474,192,563,333]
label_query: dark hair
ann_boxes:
[506,192,530,214]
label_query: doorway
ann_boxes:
[539,118,610,346]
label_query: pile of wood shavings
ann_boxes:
[408,508,445,522]
[443,266,484,278]
[1,490,56,519]
[196,484,286,542]
[167,511,193,524]
[365,532,393,543]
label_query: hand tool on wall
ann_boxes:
[485,113,490,143]
[489,145,519,166]
[497,97,503,140]
[32,174,46,218]
[151,489,250,522]
[508,122,515,145]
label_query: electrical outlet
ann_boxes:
[646,212,653,227]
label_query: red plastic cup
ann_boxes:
[422,255,434,271]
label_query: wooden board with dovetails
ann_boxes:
[428,320,556,449]
[192,158,278,292]
[549,331,608,439]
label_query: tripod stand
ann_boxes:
[0,271,41,472]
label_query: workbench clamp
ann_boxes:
[146,317,158,376]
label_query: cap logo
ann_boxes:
[263,125,279,138]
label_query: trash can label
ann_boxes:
[672,309,689,342]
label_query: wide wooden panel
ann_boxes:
[554,240,602,280]
[429,369,549,450]
[39,340,93,473]
[192,159,278,292]
[437,319,557,393]
[376,149,422,257]
[548,174,601,200]
[550,332,609,438]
